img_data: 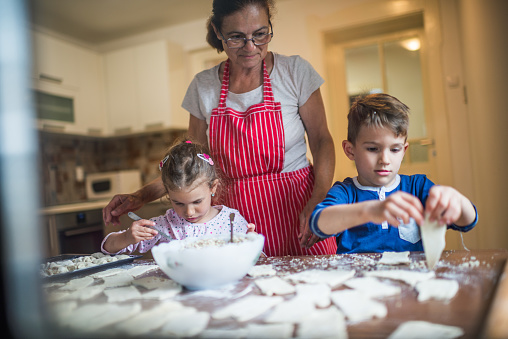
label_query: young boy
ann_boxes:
[309,93,477,253]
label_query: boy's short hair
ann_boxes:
[347,93,410,144]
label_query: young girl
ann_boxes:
[101,140,255,255]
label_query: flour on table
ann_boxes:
[331,290,387,323]
[101,272,134,288]
[254,276,296,296]
[115,301,183,335]
[285,269,355,288]
[415,279,459,302]
[248,264,277,277]
[159,307,210,337]
[126,264,159,278]
[420,215,447,270]
[264,296,316,323]
[344,277,401,298]
[296,306,347,339]
[103,285,141,302]
[364,269,435,287]
[59,276,94,290]
[295,283,331,308]
[379,251,411,265]
[388,320,464,339]
[212,295,284,322]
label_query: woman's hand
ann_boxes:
[102,193,145,226]
[298,198,322,249]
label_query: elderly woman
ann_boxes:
[103,0,337,257]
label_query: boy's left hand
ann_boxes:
[425,185,471,225]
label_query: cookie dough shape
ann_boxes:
[379,251,411,265]
[415,279,459,302]
[285,269,355,288]
[388,320,464,339]
[331,289,387,322]
[420,215,447,270]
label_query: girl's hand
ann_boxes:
[246,223,256,233]
[126,219,159,244]
[370,191,424,227]
[425,186,475,226]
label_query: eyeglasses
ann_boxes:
[219,21,273,49]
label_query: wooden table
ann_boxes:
[45,249,508,338]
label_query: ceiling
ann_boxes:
[28,0,214,44]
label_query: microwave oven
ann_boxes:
[85,170,142,200]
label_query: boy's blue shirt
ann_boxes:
[309,174,478,254]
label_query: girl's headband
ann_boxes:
[158,153,214,171]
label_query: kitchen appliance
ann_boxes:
[46,209,104,256]
[85,169,141,200]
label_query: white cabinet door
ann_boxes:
[104,48,139,134]
[104,40,186,134]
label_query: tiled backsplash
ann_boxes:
[39,130,185,206]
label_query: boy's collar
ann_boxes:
[352,174,401,192]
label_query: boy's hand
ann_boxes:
[373,191,424,226]
[126,219,158,244]
[425,186,471,225]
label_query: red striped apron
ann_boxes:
[209,59,337,257]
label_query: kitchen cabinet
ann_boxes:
[31,31,108,135]
[104,40,188,135]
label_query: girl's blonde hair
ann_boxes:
[159,138,217,193]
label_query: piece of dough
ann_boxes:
[159,307,210,337]
[331,290,387,323]
[344,277,401,298]
[415,279,459,302]
[199,328,248,338]
[103,285,141,302]
[388,320,464,339]
[420,215,447,270]
[255,276,296,296]
[379,251,411,265]
[296,306,347,339]
[245,323,293,338]
[101,272,134,288]
[248,264,277,277]
[59,276,94,291]
[285,269,355,288]
[132,276,175,290]
[295,283,331,308]
[264,296,316,323]
[364,269,435,287]
[116,301,183,335]
[126,264,159,278]
[212,295,284,322]
[90,268,125,279]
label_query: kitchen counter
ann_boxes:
[40,199,111,215]
[43,249,508,338]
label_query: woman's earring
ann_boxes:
[211,193,215,197]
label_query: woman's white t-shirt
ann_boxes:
[182,53,324,173]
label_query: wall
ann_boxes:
[40,130,184,206]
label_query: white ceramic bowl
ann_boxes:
[152,233,264,290]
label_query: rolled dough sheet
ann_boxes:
[331,289,387,323]
[115,301,183,335]
[285,269,355,288]
[103,285,141,302]
[254,276,296,296]
[212,295,284,322]
[296,305,347,339]
[245,323,293,338]
[388,320,464,339]
[344,277,401,298]
[378,251,411,265]
[364,269,435,287]
[295,283,331,307]
[420,215,447,270]
[415,279,459,302]
[248,264,277,277]
[264,296,316,323]
[159,307,210,337]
